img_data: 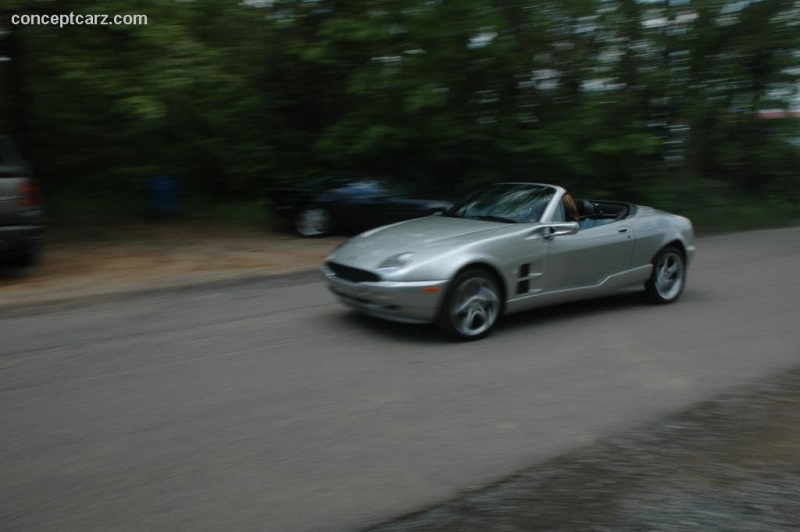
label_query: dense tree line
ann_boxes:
[1,0,798,208]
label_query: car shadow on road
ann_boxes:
[335,292,654,344]
[497,292,648,332]
[337,311,449,344]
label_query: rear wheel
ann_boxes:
[438,268,502,340]
[294,206,332,237]
[644,246,685,304]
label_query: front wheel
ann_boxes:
[644,246,686,304]
[294,206,332,237]
[438,268,502,340]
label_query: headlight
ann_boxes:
[377,252,415,272]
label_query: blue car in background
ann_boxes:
[270,175,452,237]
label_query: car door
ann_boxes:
[321,180,383,231]
[545,220,635,291]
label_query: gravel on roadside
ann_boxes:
[366,368,800,532]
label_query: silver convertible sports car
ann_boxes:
[322,182,695,340]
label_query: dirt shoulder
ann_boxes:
[0,222,343,310]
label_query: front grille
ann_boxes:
[326,261,381,283]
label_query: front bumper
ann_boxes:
[321,265,449,324]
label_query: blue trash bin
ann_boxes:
[148,176,178,218]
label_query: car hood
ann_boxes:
[326,215,511,270]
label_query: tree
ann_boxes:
[2,0,797,213]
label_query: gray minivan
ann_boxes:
[0,136,43,266]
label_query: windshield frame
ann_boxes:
[445,183,563,224]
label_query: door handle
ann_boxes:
[618,227,629,233]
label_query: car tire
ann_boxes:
[644,246,686,304]
[437,268,502,341]
[294,206,332,237]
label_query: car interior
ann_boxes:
[574,199,633,229]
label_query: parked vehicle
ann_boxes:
[0,136,43,267]
[270,175,451,237]
[322,182,695,340]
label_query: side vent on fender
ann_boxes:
[517,263,530,295]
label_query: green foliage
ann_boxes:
[644,176,800,232]
[1,0,798,226]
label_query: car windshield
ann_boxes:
[446,183,556,223]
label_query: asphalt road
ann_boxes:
[1,226,799,532]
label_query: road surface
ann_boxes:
[1,226,799,531]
